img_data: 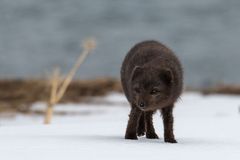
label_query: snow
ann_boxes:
[0,92,240,160]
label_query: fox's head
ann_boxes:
[130,65,174,111]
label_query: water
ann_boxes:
[0,0,240,87]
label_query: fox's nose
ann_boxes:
[139,102,145,108]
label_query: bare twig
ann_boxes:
[44,38,96,124]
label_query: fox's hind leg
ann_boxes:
[137,112,145,137]
[145,111,159,139]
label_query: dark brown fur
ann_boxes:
[121,40,183,143]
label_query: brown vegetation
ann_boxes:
[0,79,122,113]
[1,79,240,114]
[201,84,240,95]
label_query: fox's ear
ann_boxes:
[159,69,173,86]
[130,66,143,82]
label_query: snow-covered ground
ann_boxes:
[0,92,240,160]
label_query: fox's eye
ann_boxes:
[150,89,159,95]
[134,88,140,93]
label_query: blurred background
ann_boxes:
[1,0,240,87]
[1,2,240,157]
[1,0,240,115]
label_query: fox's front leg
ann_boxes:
[161,105,177,143]
[125,105,142,140]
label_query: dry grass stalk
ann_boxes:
[44,38,96,124]
[44,68,60,124]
